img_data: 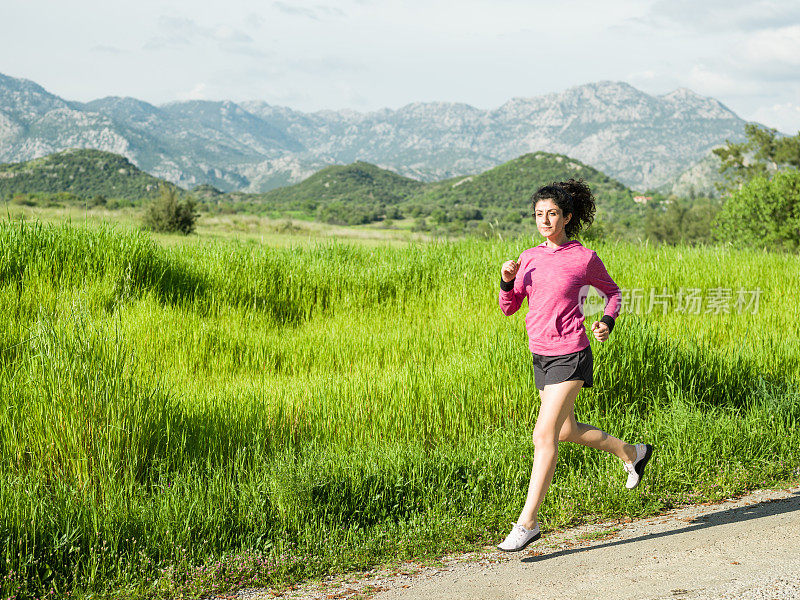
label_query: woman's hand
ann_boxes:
[590,320,610,342]
[501,260,520,283]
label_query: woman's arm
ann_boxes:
[498,258,526,316]
[586,251,621,333]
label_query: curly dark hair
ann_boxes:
[530,178,596,239]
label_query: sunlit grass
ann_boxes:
[0,203,430,248]
[0,219,798,599]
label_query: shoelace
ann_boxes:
[503,523,524,543]
[623,462,635,474]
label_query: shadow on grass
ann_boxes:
[521,490,800,564]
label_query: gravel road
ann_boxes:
[246,484,800,600]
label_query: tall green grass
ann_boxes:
[1,220,798,599]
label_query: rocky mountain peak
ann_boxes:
[0,72,70,122]
[0,72,750,192]
[660,87,736,119]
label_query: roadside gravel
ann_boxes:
[234,483,800,600]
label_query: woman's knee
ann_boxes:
[532,428,558,449]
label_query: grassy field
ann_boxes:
[0,217,798,600]
[0,203,431,248]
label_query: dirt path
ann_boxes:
[246,484,800,600]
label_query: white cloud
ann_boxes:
[91,44,124,55]
[271,1,345,20]
[686,64,758,97]
[743,25,800,66]
[750,102,800,134]
[245,12,267,29]
[213,25,255,44]
[4,0,800,117]
[645,0,800,32]
[714,24,800,83]
[182,83,208,100]
[144,16,265,56]
[627,69,657,83]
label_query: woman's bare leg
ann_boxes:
[558,411,636,463]
[516,379,583,530]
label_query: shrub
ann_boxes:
[12,193,35,206]
[411,216,428,231]
[385,205,402,220]
[714,169,800,250]
[143,187,199,235]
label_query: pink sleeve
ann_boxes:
[586,252,621,319]
[498,258,526,316]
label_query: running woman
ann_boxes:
[496,179,653,552]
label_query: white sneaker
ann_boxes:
[623,443,653,489]
[497,522,541,552]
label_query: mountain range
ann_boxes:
[0,72,747,193]
[3,149,639,229]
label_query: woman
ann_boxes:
[496,179,653,552]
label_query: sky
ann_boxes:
[2,0,800,133]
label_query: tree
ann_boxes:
[143,186,199,234]
[430,207,448,224]
[713,169,800,250]
[452,206,482,222]
[644,199,684,244]
[642,196,722,245]
[412,217,429,232]
[713,124,800,188]
[385,205,402,220]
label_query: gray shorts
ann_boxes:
[531,346,593,391]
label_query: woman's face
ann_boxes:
[534,198,571,239]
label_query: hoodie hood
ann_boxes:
[537,239,583,253]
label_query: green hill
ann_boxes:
[0,148,181,205]
[410,152,636,221]
[0,148,645,236]
[255,161,425,225]
[245,152,639,231]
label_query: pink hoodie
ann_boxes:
[498,240,621,356]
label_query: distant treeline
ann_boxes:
[4,126,800,248]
